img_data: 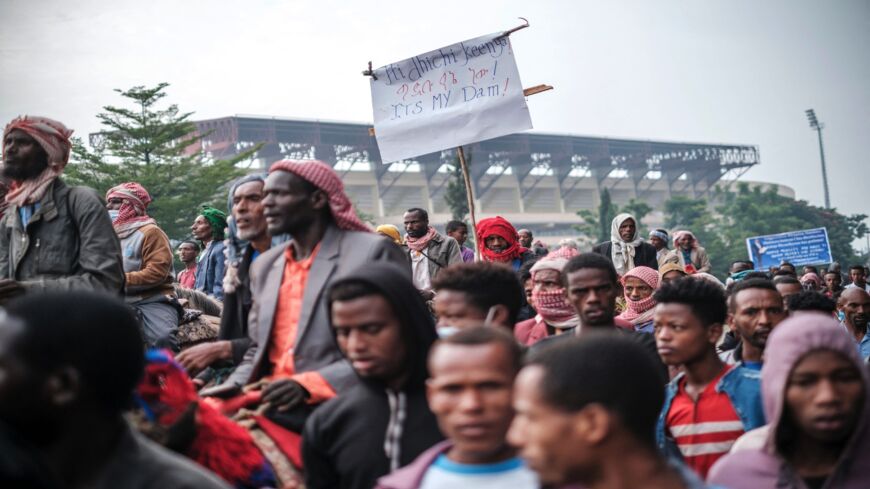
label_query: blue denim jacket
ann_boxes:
[656,365,766,459]
[194,240,226,300]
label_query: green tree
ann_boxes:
[444,149,470,221]
[65,83,259,240]
[575,189,622,243]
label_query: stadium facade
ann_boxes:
[193,115,793,244]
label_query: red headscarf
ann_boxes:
[106,182,156,237]
[269,160,370,232]
[3,115,73,206]
[476,216,527,263]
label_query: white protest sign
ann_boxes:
[369,32,533,163]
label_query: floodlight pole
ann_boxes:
[806,109,831,209]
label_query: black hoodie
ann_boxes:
[302,262,444,489]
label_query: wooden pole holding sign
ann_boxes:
[364,18,552,262]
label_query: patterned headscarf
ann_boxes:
[610,213,643,276]
[199,206,227,241]
[269,159,370,232]
[476,216,527,263]
[3,116,73,206]
[618,266,659,326]
[106,182,156,238]
[530,246,581,329]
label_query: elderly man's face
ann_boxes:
[2,130,49,181]
[232,180,267,242]
[618,219,636,242]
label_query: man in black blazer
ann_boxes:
[592,213,658,275]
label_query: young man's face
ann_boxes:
[775,282,803,309]
[433,290,487,331]
[653,303,720,366]
[850,268,866,287]
[825,273,841,290]
[2,129,49,181]
[533,269,561,294]
[447,225,468,246]
[728,288,786,351]
[784,349,864,445]
[177,243,198,263]
[508,365,591,486]
[565,268,617,327]
[332,294,406,382]
[427,342,516,462]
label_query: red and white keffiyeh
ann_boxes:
[3,115,73,206]
[269,160,370,232]
[106,182,156,238]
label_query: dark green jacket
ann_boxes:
[0,179,124,293]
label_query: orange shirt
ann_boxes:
[267,243,336,404]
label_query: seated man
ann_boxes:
[106,182,180,348]
[430,262,523,335]
[303,263,443,489]
[209,160,407,426]
[0,116,124,298]
[653,278,766,478]
[191,206,228,300]
[376,327,537,489]
[709,314,870,488]
[175,240,199,289]
[0,291,228,489]
[508,334,711,489]
[177,175,271,381]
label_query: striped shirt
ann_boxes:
[666,365,744,478]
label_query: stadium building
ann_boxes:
[193,115,793,244]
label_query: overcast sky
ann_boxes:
[2,0,867,222]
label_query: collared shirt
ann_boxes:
[177,263,196,289]
[410,250,432,290]
[267,244,335,404]
[666,365,744,479]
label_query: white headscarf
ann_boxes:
[610,213,643,276]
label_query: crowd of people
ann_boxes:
[1,115,869,489]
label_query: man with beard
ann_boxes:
[838,287,870,361]
[0,116,123,298]
[475,216,534,271]
[592,213,658,276]
[207,160,406,429]
[402,208,462,297]
[176,240,199,289]
[720,278,787,369]
[178,175,271,380]
[303,263,443,489]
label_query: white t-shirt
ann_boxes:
[410,250,432,290]
[844,283,870,293]
[418,455,539,489]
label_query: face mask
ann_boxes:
[838,311,846,322]
[108,209,120,221]
[437,326,460,338]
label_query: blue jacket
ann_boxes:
[194,240,226,300]
[656,365,765,460]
